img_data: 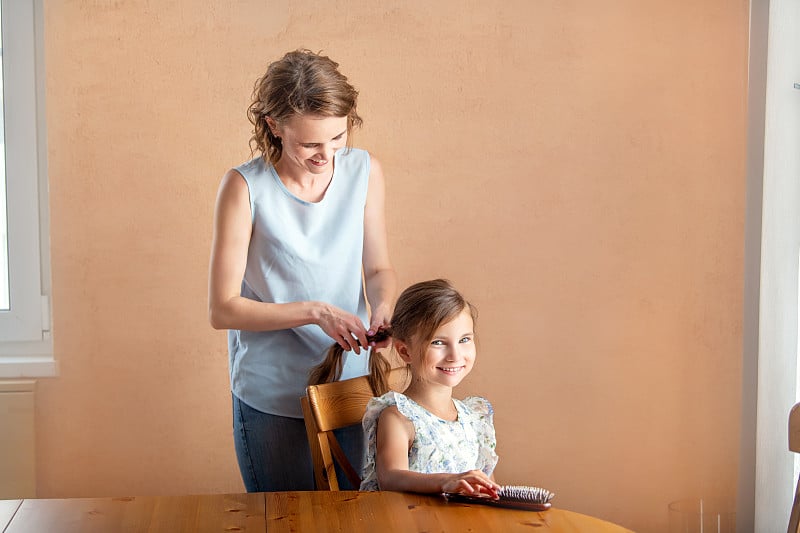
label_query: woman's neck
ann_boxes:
[273,161,334,203]
[403,382,457,421]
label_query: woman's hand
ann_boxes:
[441,471,500,499]
[367,302,393,349]
[316,303,369,354]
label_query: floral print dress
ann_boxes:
[360,391,498,491]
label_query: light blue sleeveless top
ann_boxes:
[228,148,372,418]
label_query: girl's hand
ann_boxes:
[441,471,500,499]
[316,304,368,354]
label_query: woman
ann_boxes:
[208,49,396,491]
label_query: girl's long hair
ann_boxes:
[308,342,392,396]
[308,279,477,395]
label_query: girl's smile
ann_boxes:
[437,365,466,375]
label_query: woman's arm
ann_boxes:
[207,169,369,352]
[374,407,500,496]
[362,155,397,341]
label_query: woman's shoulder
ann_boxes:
[225,157,272,193]
[335,147,372,174]
[234,155,267,175]
[338,147,369,159]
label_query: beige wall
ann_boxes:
[37,2,749,531]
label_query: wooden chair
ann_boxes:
[302,366,409,490]
[789,402,800,533]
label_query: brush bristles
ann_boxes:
[498,485,555,504]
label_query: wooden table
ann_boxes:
[1,490,634,532]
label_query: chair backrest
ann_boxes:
[788,403,800,533]
[302,366,409,490]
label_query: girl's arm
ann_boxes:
[207,169,369,352]
[375,407,500,496]
[362,155,397,345]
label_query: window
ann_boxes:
[0,0,54,377]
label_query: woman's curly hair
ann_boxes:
[247,49,363,164]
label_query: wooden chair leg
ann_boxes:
[317,432,340,491]
[302,397,329,490]
[327,433,362,489]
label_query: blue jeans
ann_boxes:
[232,394,365,492]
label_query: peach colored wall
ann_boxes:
[37,2,748,531]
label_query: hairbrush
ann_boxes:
[362,327,392,345]
[443,484,555,512]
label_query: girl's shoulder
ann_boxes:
[365,391,427,423]
[458,396,494,417]
[364,391,402,422]
[363,391,415,437]
[365,390,402,410]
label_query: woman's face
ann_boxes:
[269,114,348,177]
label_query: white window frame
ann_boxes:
[0,0,55,377]
[739,0,800,531]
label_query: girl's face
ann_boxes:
[399,308,476,389]
[268,114,348,177]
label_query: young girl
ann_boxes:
[311,279,500,496]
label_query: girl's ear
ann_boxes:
[394,340,412,364]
